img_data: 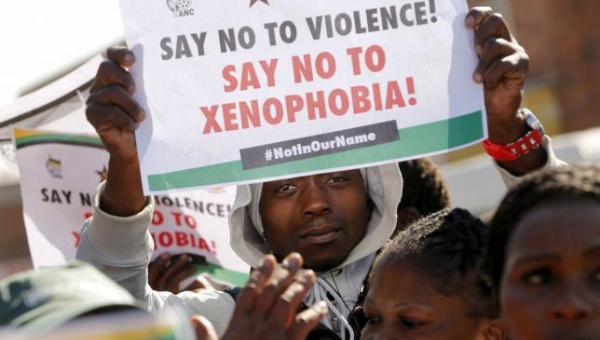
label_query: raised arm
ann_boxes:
[466,7,548,176]
[86,46,147,216]
[78,49,243,334]
[77,46,157,304]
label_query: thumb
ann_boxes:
[190,315,219,340]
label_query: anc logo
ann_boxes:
[46,156,62,179]
[167,0,195,17]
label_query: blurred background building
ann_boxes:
[459,0,600,148]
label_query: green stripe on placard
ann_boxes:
[148,111,484,191]
[15,133,104,149]
[196,263,248,286]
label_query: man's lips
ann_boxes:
[299,224,342,244]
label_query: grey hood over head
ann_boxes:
[228,163,403,270]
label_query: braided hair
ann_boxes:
[372,207,496,318]
[484,163,600,289]
[398,158,451,216]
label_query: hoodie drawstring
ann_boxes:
[305,276,355,340]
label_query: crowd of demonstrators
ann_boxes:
[2,5,584,340]
[484,163,600,340]
[7,163,599,340]
[76,6,559,340]
[191,171,600,340]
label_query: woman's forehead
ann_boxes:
[508,199,600,254]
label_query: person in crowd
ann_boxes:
[483,163,600,339]
[77,7,559,339]
[396,158,451,233]
[362,208,504,340]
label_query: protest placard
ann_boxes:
[118,0,485,193]
[14,128,248,285]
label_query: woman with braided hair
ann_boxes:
[362,208,504,340]
[484,163,600,339]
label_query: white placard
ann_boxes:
[15,128,249,285]
[118,0,486,192]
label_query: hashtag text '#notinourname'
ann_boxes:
[264,149,273,161]
[263,132,377,162]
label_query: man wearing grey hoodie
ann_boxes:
[77,8,562,340]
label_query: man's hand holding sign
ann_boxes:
[86,47,146,216]
[466,8,546,175]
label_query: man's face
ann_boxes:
[259,170,371,272]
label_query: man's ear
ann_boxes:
[477,318,506,340]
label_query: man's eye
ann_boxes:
[365,316,380,324]
[401,318,424,329]
[327,176,347,184]
[522,268,553,286]
[277,184,294,192]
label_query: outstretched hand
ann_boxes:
[192,253,327,340]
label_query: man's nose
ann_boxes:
[300,183,331,216]
[551,284,594,322]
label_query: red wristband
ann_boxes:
[483,129,543,162]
